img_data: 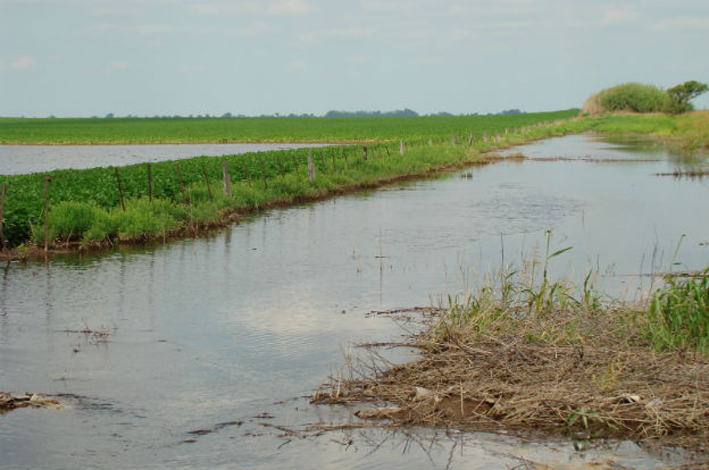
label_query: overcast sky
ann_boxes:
[1,0,708,117]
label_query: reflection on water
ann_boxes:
[0,134,707,469]
[0,143,331,175]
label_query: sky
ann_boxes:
[1,0,708,117]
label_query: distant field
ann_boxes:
[0,110,578,144]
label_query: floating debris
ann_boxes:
[0,392,61,413]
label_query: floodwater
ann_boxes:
[1,134,708,469]
[0,143,331,175]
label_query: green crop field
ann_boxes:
[0,110,578,144]
[0,110,582,250]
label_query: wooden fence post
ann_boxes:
[399,141,405,156]
[175,163,187,204]
[114,167,126,212]
[202,163,213,201]
[468,132,474,146]
[363,146,368,162]
[44,177,50,252]
[222,162,232,196]
[147,164,153,202]
[307,152,316,181]
[0,183,6,251]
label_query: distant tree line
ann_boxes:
[88,108,524,119]
[324,108,419,118]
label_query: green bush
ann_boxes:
[597,83,668,113]
[32,200,103,243]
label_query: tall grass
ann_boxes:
[648,269,709,353]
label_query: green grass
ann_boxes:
[648,269,709,353]
[0,110,577,144]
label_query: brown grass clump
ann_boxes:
[313,300,709,453]
[581,93,605,115]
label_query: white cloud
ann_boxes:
[8,55,37,70]
[181,64,206,73]
[301,27,375,43]
[602,5,638,25]
[104,60,130,73]
[287,60,306,72]
[648,16,709,31]
[348,54,370,63]
[237,21,279,36]
[267,0,311,16]
[184,1,260,16]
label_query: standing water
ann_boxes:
[0,134,707,469]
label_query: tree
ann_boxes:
[665,80,708,114]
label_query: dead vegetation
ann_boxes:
[0,392,61,413]
[312,269,709,454]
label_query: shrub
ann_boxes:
[596,83,668,113]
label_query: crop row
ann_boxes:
[0,110,578,144]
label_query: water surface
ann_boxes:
[0,143,331,175]
[0,134,707,469]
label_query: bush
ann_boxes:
[596,83,668,113]
[33,201,103,243]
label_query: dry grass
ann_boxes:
[313,303,709,452]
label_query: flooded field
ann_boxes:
[0,143,330,175]
[0,134,707,469]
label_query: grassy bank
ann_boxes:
[314,256,709,454]
[0,112,575,254]
[0,110,577,145]
[568,111,709,151]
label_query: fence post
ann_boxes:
[44,177,51,252]
[468,132,474,146]
[222,162,232,196]
[202,163,213,201]
[114,167,126,212]
[399,141,405,156]
[147,164,153,202]
[0,183,6,251]
[307,152,316,181]
[363,146,368,162]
